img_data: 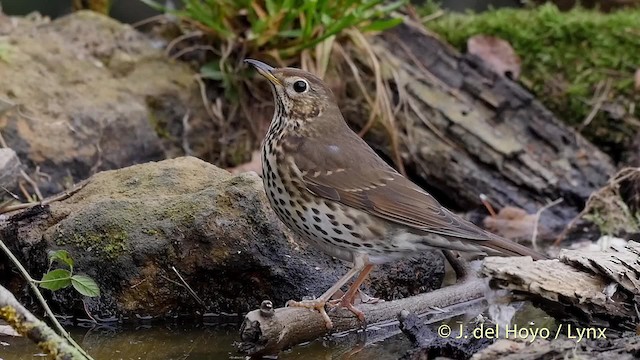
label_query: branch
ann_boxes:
[237,277,487,356]
[0,285,90,359]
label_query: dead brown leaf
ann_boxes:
[635,69,640,92]
[467,35,521,79]
[483,206,537,241]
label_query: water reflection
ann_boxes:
[0,323,411,360]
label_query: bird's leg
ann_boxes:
[328,264,375,323]
[286,265,363,329]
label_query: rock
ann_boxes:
[0,11,214,197]
[0,157,443,319]
[0,148,21,190]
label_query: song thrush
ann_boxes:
[245,59,547,329]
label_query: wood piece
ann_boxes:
[236,277,487,356]
[482,241,640,330]
[469,335,640,360]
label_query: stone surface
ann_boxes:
[0,11,214,196]
[0,148,21,190]
[0,157,444,319]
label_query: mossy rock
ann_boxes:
[1,157,444,318]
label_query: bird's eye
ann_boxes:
[292,80,308,93]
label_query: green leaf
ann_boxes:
[48,250,74,269]
[40,269,72,291]
[361,17,403,32]
[71,275,100,297]
[200,61,224,80]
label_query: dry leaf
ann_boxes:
[227,151,262,175]
[467,35,521,79]
[635,69,640,92]
[483,206,537,240]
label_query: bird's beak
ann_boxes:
[245,59,281,86]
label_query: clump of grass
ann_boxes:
[141,0,407,169]
[143,0,404,95]
[424,3,640,161]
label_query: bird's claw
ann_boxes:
[286,299,333,329]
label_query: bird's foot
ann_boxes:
[328,289,381,306]
[286,299,333,329]
[326,290,379,325]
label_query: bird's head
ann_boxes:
[245,59,338,122]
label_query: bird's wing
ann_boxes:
[287,133,545,259]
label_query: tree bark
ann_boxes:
[340,23,616,236]
[482,240,640,330]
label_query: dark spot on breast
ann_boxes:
[303,223,310,230]
[344,224,354,231]
[351,232,362,239]
[313,216,321,223]
[326,202,337,211]
[277,187,283,194]
[313,224,328,235]
[269,191,275,198]
[279,199,285,206]
[296,210,304,218]
[330,220,339,227]
[312,208,320,215]
[327,213,335,220]
[363,243,374,248]
[284,208,292,216]
[289,200,295,207]
[333,228,343,235]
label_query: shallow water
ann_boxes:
[0,322,412,360]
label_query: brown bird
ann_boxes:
[245,59,547,329]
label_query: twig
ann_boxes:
[82,299,97,324]
[164,31,203,57]
[0,240,94,359]
[20,169,43,202]
[181,110,192,156]
[479,194,497,217]
[578,79,611,132]
[531,198,563,251]
[171,266,205,307]
[0,179,88,215]
[421,9,445,23]
[17,181,33,202]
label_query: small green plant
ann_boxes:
[144,0,404,57]
[38,250,100,297]
[142,0,405,99]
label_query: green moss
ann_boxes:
[424,4,640,160]
[146,107,171,139]
[55,226,129,261]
